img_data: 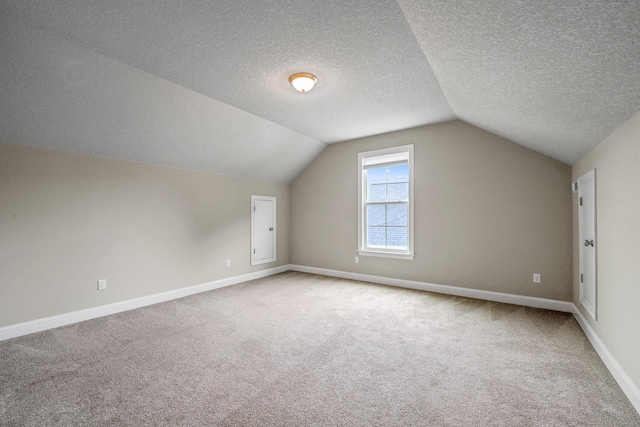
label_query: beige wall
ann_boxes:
[572,111,640,390]
[291,120,572,300]
[0,142,289,327]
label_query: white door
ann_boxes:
[578,169,597,320]
[251,195,276,265]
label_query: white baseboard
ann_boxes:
[1,264,571,342]
[290,264,638,415]
[572,304,640,415]
[0,265,290,342]
[290,264,574,312]
[3,263,637,416]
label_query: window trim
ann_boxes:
[358,144,414,260]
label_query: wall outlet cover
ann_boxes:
[97,279,107,290]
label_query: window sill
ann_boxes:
[358,250,414,260]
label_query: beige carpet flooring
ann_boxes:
[1,271,639,426]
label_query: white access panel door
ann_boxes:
[251,195,276,265]
[578,169,597,320]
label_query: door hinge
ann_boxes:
[253,249,255,254]
[579,197,583,206]
[580,273,583,283]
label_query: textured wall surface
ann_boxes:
[291,121,572,300]
[0,143,289,327]
[572,111,640,393]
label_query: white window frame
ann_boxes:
[358,144,414,260]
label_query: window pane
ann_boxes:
[387,226,408,249]
[388,181,408,201]
[367,226,386,247]
[366,164,408,202]
[365,204,408,250]
[358,145,413,257]
[387,204,407,226]
[366,204,385,226]
[367,174,387,202]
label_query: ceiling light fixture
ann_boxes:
[289,72,318,93]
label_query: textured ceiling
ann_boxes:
[0,20,325,183]
[1,0,639,181]
[397,0,640,164]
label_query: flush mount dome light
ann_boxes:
[289,72,317,92]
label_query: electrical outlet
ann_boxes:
[355,256,359,263]
[533,274,541,284]
[97,279,107,290]
[226,260,231,268]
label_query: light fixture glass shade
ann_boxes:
[289,73,317,92]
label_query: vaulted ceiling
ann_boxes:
[1,1,638,182]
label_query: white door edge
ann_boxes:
[578,169,597,320]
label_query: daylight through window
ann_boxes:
[358,145,414,260]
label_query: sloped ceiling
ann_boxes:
[398,0,640,165]
[1,1,638,182]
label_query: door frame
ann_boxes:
[251,195,276,266]
[577,169,597,320]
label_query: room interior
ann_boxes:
[1,0,639,423]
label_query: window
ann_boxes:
[358,144,414,260]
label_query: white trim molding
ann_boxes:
[0,265,289,342]
[572,305,640,415]
[3,263,638,417]
[290,265,573,312]
[251,195,277,266]
[289,264,638,415]
[577,169,598,320]
[358,144,415,260]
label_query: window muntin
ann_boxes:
[365,164,409,250]
[358,145,414,260]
